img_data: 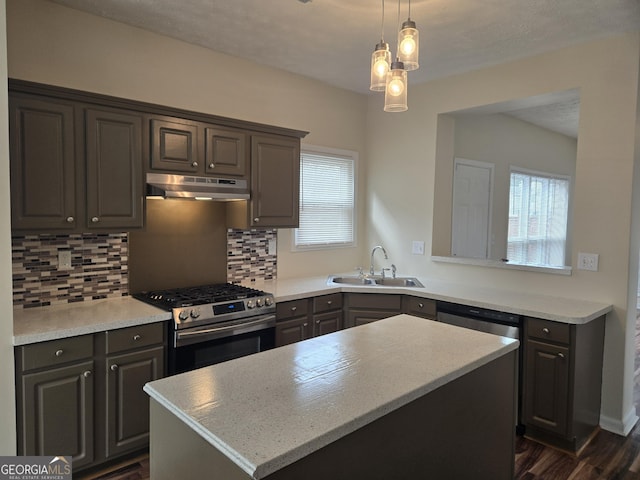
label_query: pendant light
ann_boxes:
[384,0,408,112]
[397,0,419,70]
[370,0,391,91]
[384,59,407,112]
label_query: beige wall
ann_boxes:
[366,33,640,433]
[5,0,368,280]
[0,0,17,455]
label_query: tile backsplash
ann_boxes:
[12,229,277,308]
[227,229,277,283]
[12,233,129,308]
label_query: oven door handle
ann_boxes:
[174,314,276,347]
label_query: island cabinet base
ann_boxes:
[149,350,517,480]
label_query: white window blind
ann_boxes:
[294,148,355,249]
[507,169,570,267]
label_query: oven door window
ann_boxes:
[171,327,275,375]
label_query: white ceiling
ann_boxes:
[49,0,639,136]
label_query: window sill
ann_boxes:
[431,255,572,276]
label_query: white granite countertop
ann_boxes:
[144,314,519,479]
[247,275,612,324]
[13,296,171,346]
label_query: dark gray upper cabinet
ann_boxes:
[9,92,144,233]
[9,95,77,231]
[85,108,143,230]
[204,127,248,177]
[150,117,199,174]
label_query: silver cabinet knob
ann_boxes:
[192,161,198,167]
[209,163,215,168]
[418,303,424,309]
[55,349,64,357]
[110,364,119,372]
[83,371,92,378]
[327,300,332,306]
[316,320,320,324]
[66,216,74,223]
[303,323,308,327]
[133,334,141,341]
[91,217,99,223]
[254,217,260,223]
[557,353,565,359]
[291,306,297,312]
[542,327,550,334]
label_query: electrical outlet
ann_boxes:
[577,252,599,271]
[411,240,425,255]
[58,250,72,270]
[268,239,277,255]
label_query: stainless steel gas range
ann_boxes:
[134,283,276,375]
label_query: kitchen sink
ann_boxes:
[327,275,424,288]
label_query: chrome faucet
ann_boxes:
[370,245,388,276]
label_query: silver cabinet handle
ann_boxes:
[91,217,99,223]
[83,371,92,378]
[66,216,74,223]
[418,303,424,309]
[55,349,64,357]
[110,364,119,372]
[557,353,565,359]
[132,334,141,341]
[542,327,550,334]
[192,161,198,167]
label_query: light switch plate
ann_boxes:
[577,252,599,271]
[411,240,425,255]
[58,250,72,270]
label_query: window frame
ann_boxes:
[292,144,358,252]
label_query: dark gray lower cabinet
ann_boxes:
[15,323,166,472]
[105,346,164,458]
[21,360,95,468]
[522,316,604,451]
[344,293,403,328]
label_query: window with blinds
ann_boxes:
[294,147,356,250]
[507,168,570,267]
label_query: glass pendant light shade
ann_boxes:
[398,19,419,71]
[370,41,391,91]
[384,60,408,112]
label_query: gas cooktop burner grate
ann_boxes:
[135,283,265,309]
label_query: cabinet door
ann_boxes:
[150,118,199,173]
[313,310,342,337]
[275,317,310,347]
[105,346,164,458]
[9,95,77,231]
[85,108,143,229]
[250,135,300,228]
[346,309,396,328]
[523,339,570,436]
[205,127,248,177]
[20,361,94,469]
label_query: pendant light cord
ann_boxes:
[380,0,385,41]
[408,0,411,20]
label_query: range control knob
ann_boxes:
[256,298,264,308]
[190,308,201,319]
[246,300,255,309]
[178,310,189,321]
[265,296,274,307]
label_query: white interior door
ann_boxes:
[451,158,494,259]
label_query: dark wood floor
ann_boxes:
[79,316,640,480]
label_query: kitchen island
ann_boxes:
[144,314,519,480]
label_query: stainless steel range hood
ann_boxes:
[146,173,249,200]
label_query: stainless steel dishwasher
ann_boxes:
[436,301,521,339]
[436,301,524,433]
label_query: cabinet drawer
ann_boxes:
[106,323,165,354]
[403,296,436,319]
[347,293,403,311]
[276,299,309,320]
[313,293,343,314]
[20,335,94,372]
[526,318,570,344]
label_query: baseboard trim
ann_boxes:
[600,407,639,436]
